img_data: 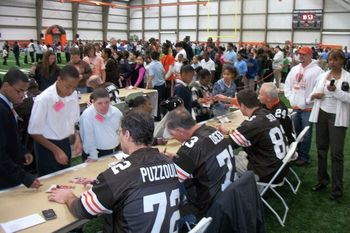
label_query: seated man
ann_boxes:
[49,110,180,232]
[174,65,195,113]
[258,82,295,145]
[79,87,123,162]
[166,108,236,219]
[219,90,288,183]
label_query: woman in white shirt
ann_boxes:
[309,49,350,200]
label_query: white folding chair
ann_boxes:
[257,141,298,227]
[188,217,213,233]
[284,126,310,194]
[295,126,310,143]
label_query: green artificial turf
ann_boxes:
[1,54,349,233]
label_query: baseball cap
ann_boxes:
[298,47,312,55]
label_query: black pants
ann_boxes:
[316,109,347,197]
[3,55,8,65]
[34,137,71,176]
[57,53,62,63]
[15,55,20,66]
[81,147,119,161]
[29,51,34,63]
[36,54,43,62]
[153,84,166,120]
[65,52,70,62]
[24,55,28,64]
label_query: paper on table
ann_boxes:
[0,214,45,233]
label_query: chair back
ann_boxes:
[295,126,310,143]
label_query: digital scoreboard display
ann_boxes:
[292,10,322,30]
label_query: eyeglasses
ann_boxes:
[117,129,122,135]
[11,85,28,97]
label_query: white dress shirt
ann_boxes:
[28,82,80,140]
[80,104,123,159]
[200,58,216,71]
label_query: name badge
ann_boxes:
[95,114,105,123]
[53,100,64,112]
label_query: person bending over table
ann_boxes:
[80,87,123,162]
[218,90,288,183]
[48,110,180,233]
[28,65,82,176]
[0,68,41,190]
[165,108,236,220]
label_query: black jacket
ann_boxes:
[207,171,265,233]
[0,98,35,190]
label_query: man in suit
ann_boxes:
[0,68,41,190]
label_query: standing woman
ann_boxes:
[83,43,106,82]
[309,49,350,200]
[131,55,146,88]
[102,48,117,84]
[34,51,60,91]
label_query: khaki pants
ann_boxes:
[243,77,255,91]
[273,69,282,88]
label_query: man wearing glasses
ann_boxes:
[0,68,41,190]
[49,110,180,232]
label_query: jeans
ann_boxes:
[291,110,312,162]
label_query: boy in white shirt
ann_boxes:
[80,87,123,162]
[29,65,82,176]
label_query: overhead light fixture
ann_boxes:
[160,31,176,34]
[322,31,350,35]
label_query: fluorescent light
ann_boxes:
[159,31,176,34]
[322,31,350,35]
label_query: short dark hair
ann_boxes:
[227,42,234,48]
[151,51,159,60]
[121,110,154,145]
[128,95,150,108]
[237,90,259,108]
[3,68,29,86]
[222,65,238,79]
[197,69,211,80]
[91,87,109,101]
[60,65,80,80]
[175,42,183,48]
[180,64,194,74]
[166,108,196,130]
[70,47,80,55]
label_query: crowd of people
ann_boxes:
[1,36,350,232]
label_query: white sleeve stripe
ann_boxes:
[88,190,113,214]
[174,164,192,179]
[233,130,251,147]
[81,189,113,216]
[81,192,98,216]
[230,131,246,146]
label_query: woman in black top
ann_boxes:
[34,51,60,91]
[102,48,117,84]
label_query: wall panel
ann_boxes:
[293,31,320,44]
[266,31,292,44]
[220,15,240,29]
[243,0,266,14]
[268,0,293,13]
[179,17,197,29]
[242,31,265,42]
[323,13,350,30]
[243,15,265,29]
[295,0,323,10]
[267,14,292,29]
[322,35,350,46]
[220,0,241,15]
[161,17,177,30]
[77,30,102,40]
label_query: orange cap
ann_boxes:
[298,47,312,55]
